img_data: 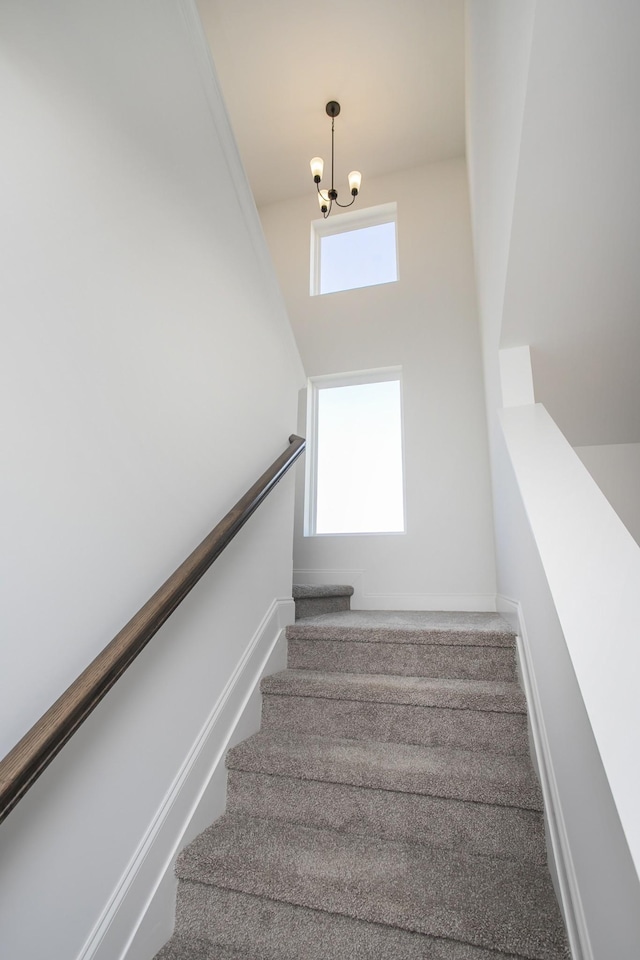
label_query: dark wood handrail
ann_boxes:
[0,434,306,826]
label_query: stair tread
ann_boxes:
[261,669,526,713]
[176,813,568,960]
[286,610,516,646]
[227,731,542,809]
[155,935,255,960]
[176,885,534,960]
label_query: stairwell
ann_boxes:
[156,594,570,960]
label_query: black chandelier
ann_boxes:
[310,101,362,218]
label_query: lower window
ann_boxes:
[304,368,406,536]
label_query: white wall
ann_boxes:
[498,0,640,447]
[0,2,303,958]
[574,444,640,546]
[259,159,497,610]
[466,1,640,955]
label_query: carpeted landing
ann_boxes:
[155,609,571,960]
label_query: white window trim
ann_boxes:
[309,201,399,296]
[304,366,406,537]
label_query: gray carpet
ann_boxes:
[175,883,532,960]
[293,583,354,620]
[155,608,570,960]
[261,669,527,712]
[289,636,519,680]
[155,937,251,960]
[226,731,544,808]
[287,610,517,646]
[176,813,568,960]
[225,770,547,863]
[262,692,529,754]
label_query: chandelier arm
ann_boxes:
[316,183,331,203]
[334,194,357,209]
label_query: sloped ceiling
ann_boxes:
[196,0,466,207]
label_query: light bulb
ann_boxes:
[317,192,329,212]
[348,170,362,195]
[310,157,324,183]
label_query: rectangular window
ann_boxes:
[310,202,398,296]
[305,368,406,536]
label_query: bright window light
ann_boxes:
[306,370,405,536]
[311,202,398,296]
[320,222,397,295]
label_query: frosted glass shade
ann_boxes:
[310,157,324,181]
[348,170,362,194]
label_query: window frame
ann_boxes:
[304,366,407,537]
[309,201,399,297]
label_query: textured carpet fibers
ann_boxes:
[262,669,527,713]
[287,610,516,646]
[226,731,543,808]
[292,584,355,599]
[293,584,354,619]
[226,769,547,863]
[289,637,518,680]
[262,693,529,754]
[176,813,568,960]
[176,882,529,960]
[155,937,253,960]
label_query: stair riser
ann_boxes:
[226,769,546,863]
[175,881,519,960]
[295,596,351,619]
[288,639,517,681]
[261,695,529,755]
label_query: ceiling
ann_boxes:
[196,0,466,207]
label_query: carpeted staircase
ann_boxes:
[155,602,570,960]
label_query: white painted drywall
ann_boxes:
[574,444,640,546]
[0,2,303,958]
[466,1,640,954]
[260,159,497,609]
[499,0,640,446]
[502,405,640,878]
[499,346,535,408]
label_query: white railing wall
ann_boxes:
[500,403,640,880]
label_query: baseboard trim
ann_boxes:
[497,595,593,960]
[76,597,293,960]
[292,569,495,612]
[357,593,496,612]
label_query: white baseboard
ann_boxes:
[497,595,592,960]
[356,593,496,612]
[75,598,293,960]
[293,569,495,612]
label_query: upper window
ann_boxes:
[310,202,398,296]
